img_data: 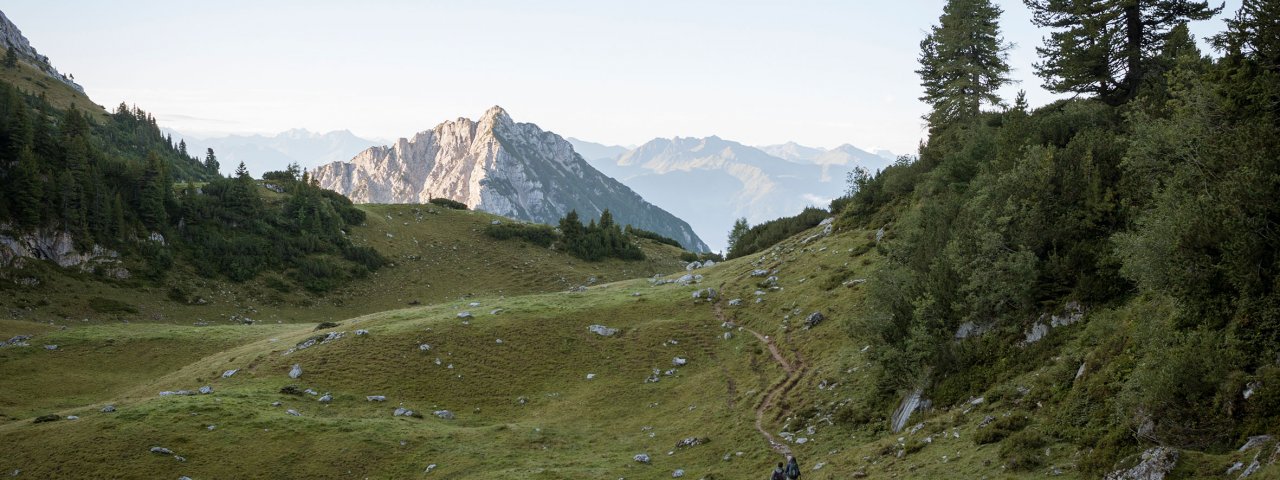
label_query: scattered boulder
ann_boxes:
[43,344,58,350]
[457,311,473,319]
[433,410,455,420]
[751,269,770,277]
[672,469,685,477]
[675,437,707,448]
[150,447,174,455]
[1104,446,1179,480]
[101,405,116,413]
[419,343,432,351]
[367,395,387,402]
[702,260,716,268]
[393,407,416,417]
[686,261,702,270]
[285,409,301,416]
[221,369,238,378]
[675,274,696,286]
[588,325,618,336]
[723,332,733,340]
[673,357,688,366]
[33,414,60,423]
[804,311,825,329]
[318,393,332,403]
[288,364,302,379]
[198,386,213,395]
[66,415,79,420]
[727,298,742,306]
[634,453,651,464]
[586,373,596,380]
[468,302,481,307]
[355,329,369,336]
[159,390,195,396]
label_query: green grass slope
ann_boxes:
[0,203,688,327]
[3,219,1277,478]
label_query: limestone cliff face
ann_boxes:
[311,107,709,252]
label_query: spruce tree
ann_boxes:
[205,148,220,174]
[3,46,17,69]
[1024,0,1221,103]
[917,0,1012,128]
[1212,0,1280,66]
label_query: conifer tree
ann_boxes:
[917,0,1012,128]
[1212,0,1280,66]
[1024,0,1221,103]
[3,46,17,69]
[205,148,220,174]
[727,218,749,253]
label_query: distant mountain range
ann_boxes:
[311,107,709,252]
[570,137,895,252]
[162,128,380,178]
[164,125,893,253]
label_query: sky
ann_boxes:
[4,0,1241,154]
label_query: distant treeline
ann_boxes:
[726,207,829,259]
[485,209,681,262]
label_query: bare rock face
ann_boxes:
[311,106,708,252]
[0,227,129,278]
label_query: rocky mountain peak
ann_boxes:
[310,108,709,252]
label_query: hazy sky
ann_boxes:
[5,1,1240,154]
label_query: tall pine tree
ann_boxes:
[916,0,1012,128]
[1025,0,1221,103]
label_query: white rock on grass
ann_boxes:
[221,369,237,378]
[285,409,301,416]
[288,364,302,379]
[419,343,432,351]
[150,447,173,455]
[588,325,618,336]
[355,329,369,336]
[367,395,387,402]
[672,357,688,366]
[318,393,332,403]
[433,410,455,420]
[198,386,213,394]
[457,311,474,319]
[586,373,596,380]
[634,453,651,463]
[672,469,685,477]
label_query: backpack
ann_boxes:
[785,461,801,479]
[770,469,786,480]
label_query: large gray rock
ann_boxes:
[1104,447,1179,480]
[890,387,925,433]
[150,447,173,455]
[634,453,651,463]
[288,364,302,379]
[433,410,455,420]
[803,311,825,329]
[367,395,387,402]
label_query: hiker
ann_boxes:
[785,455,801,479]
[770,462,785,480]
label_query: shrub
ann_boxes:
[727,207,829,259]
[428,197,468,210]
[88,297,138,314]
[625,225,682,248]
[973,413,1030,445]
[485,222,558,247]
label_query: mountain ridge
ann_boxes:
[311,107,709,252]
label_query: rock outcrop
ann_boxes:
[0,10,83,92]
[311,107,708,252]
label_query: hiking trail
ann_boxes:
[714,301,805,456]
